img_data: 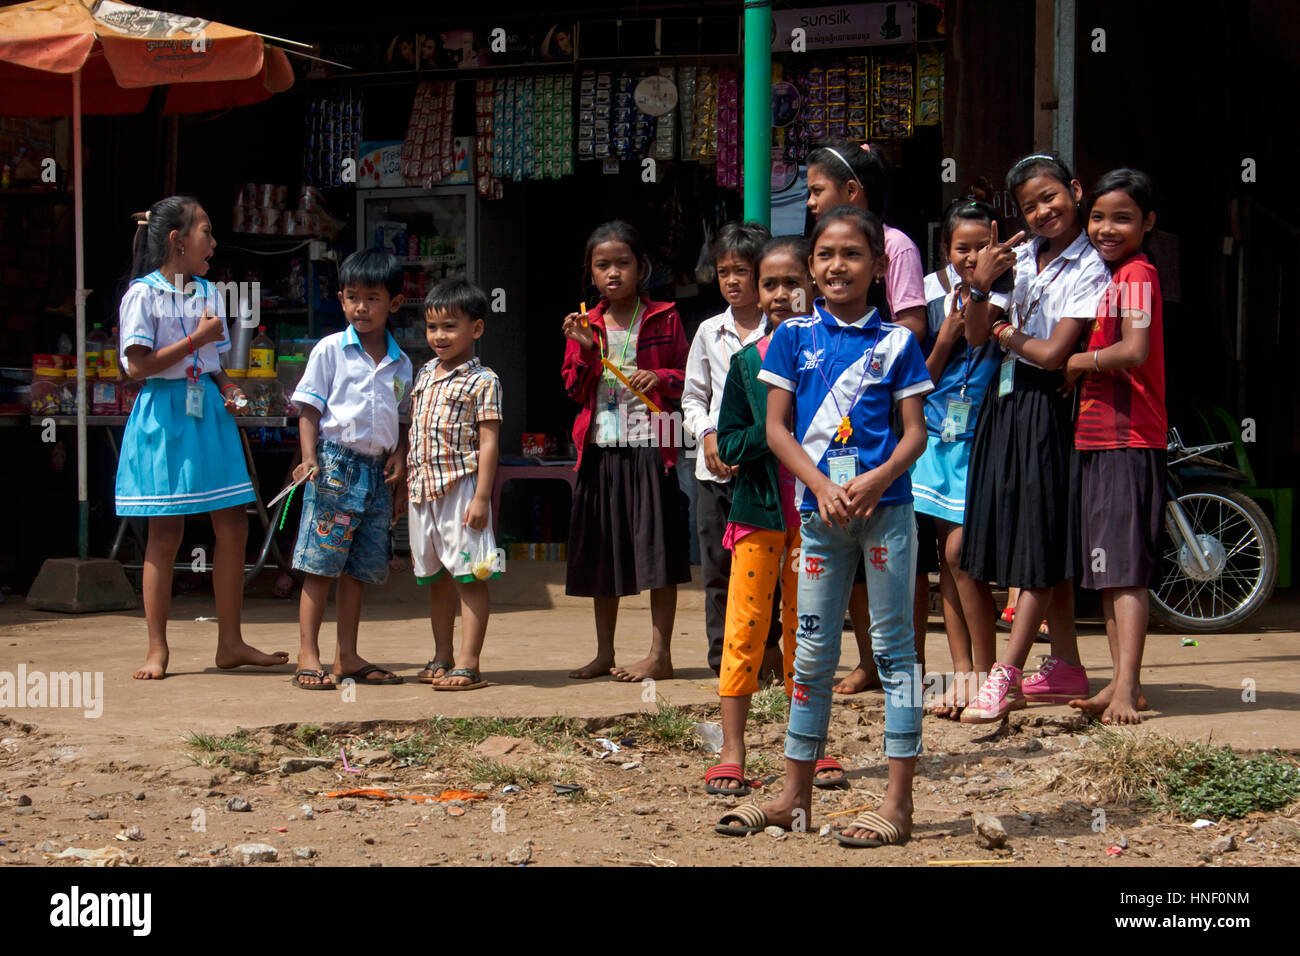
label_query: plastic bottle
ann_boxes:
[86,323,106,374]
[248,325,276,378]
[102,326,121,379]
[92,327,121,415]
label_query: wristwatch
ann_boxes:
[968,286,991,303]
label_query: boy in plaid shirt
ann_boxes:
[406,279,503,691]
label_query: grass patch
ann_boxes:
[1058,728,1300,819]
[748,684,789,724]
[1152,746,1300,820]
[629,698,698,750]
[460,756,550,788]
[292,725,336,758]
[184,729,256,754]
[355,715,588,767]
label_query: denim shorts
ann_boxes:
[292,439,392,585]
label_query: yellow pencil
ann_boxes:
[580,301,588,327]
[601,357,661,415]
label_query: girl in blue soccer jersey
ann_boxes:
[116,197,290,680]
[714,206,932,847]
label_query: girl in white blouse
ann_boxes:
[116,196,288,680]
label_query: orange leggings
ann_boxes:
[719,526,801,697]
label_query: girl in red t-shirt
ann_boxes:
[1063,168,1166,724]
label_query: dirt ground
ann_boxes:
[1,567,1298,867]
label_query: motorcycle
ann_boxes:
[1150,427,1279,632]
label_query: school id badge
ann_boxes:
[997,356,1015,398]
[827,447,858,486]
[594,404,621,446]
[185,378,204,418]
[941,398,971,442]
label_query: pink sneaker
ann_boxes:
[959,664,1026,723]
[1021,656,1089,702]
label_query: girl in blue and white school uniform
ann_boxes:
[116,196,289,680]
[912,201,1008,719]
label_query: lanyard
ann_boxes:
[1017,256,1070,332]
[811,308,883,444]
[954,290,973,399]
[600,299,642,402]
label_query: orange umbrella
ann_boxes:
[0,0,293,114]
[0,0,296,560]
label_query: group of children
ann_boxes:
[114,141,1165,849]
[117,203,503,692]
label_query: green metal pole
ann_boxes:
[742,0,772,227]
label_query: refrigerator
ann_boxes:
[356,184,477,359]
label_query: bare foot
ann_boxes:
[833,665,881,695]
[610,654,673,682]
[756,789,811,831]
[840,795,913,843]
[133,647,168,680]
[925,683,963,720]
[215,642,291,670]
[569,656,615,680]
[1069,680,1149,715]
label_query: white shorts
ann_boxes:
[408,476,503,584]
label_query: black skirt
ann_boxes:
[565,444,692,598]
[960,360,1076,589]
[1078,448,1167,590]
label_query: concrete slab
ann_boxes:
[24,558,137,614]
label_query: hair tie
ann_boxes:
[859,143,871,153]
[134,210,150,227]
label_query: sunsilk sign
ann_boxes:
[772,2,915,51]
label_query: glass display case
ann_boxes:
[356,185,477,358]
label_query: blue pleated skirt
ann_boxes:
[115,376,255,516]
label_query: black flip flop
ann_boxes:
[335,663,403,685]
[293,669,335,691]
[431,667,488,691]
[418,660,454,684]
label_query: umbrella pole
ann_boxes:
[74,69,88,561]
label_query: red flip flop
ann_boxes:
[813,757,851,789]
[704,763,753,797]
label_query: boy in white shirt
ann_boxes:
[288,249,414,689]
[682,221,771,674]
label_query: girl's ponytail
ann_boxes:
[129,195,200,279]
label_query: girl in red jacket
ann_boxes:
[561,220,691,681]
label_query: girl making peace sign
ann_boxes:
[958,154,1110,722]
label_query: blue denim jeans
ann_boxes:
[292,440,392,585]
[787,502,923,761]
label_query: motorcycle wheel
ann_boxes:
[1150,482,1278,632]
